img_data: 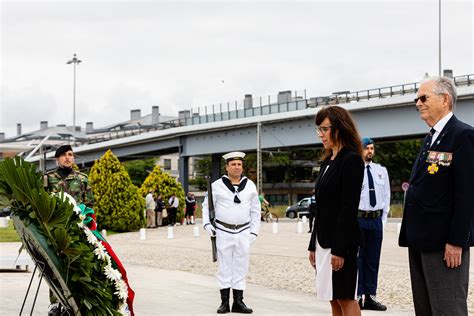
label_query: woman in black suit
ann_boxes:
[308,106,364,316]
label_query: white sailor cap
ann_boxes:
[222,151,246,162]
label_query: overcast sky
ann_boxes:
[1,0,472,138]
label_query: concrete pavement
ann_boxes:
[0,220,417,316]
[0,247,413,315]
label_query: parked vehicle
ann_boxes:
[285,197,312,219]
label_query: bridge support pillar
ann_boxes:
[211,154,221,181]
[178,155,189,193]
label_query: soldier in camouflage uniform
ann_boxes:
[44,145,93,208]
[44,145,94,316]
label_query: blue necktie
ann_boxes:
[367,165,376,207]
[419,128,436,162]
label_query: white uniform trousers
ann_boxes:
[216,228,251,290]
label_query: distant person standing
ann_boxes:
[399,77,474,315]
[308,190,316,233]
[185,192,196,225]
[357,138,390,311]
[145,189,156,228]
[155,194,165,227]
[168,193,179,226]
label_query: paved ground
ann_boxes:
[1,219,470,315]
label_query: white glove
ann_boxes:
[249,234,257,244]
[204,224,216,237]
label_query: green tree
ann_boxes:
[89,150,145,231]
[373,139,422,186]
[122,158,156,186]
[139,165,186,224]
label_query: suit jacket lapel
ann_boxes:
[315,148,347,194]
[430,115,457,151]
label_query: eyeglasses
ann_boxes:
[316,126,332,134]
[414,93,443,104]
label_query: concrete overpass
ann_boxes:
[27,76,474,191]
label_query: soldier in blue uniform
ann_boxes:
[356,138,390,311]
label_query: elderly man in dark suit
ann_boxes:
[399,76,474,315]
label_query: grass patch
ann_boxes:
[389,204,404,218]
[0,219,21,242]
[0,217,123,243]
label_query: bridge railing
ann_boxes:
[76,73,474,146]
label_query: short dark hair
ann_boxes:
[315,106,363,159]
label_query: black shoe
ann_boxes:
[307,230,312,233]
[231,289,253,314]
[217,288,230,314]
[364,295,387,311]
[357,296,364,310]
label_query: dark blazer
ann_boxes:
[308,147,364,257]
[399,115,474,251]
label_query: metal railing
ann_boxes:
[51,73,474,147]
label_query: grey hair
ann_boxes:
[422,76,457,109]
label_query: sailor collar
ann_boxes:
[221,176,248,203]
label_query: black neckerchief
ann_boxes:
[57,166,73,179]
[221,176,248,203]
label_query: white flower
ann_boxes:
[83,228,98,244]
[93,242,107,260]
[104,264,122,282]
[118,302,129,315]
[114,279,128,300]
[104,253,112,265]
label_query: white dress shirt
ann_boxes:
[358,162,391,225]
[430,112,453,146]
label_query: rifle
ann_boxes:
[207,177,218,262]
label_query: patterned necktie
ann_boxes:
[419,128,436,161]
[367,165,376,207]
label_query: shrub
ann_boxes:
[89,150,145,231]
[139,165,185,224]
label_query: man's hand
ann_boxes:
[204,224,216,237]
[249,234,257,244]
[444,243,462,268]
[331,255,345,271]
[308,251,316,270]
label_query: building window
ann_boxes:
[164,159,172,170]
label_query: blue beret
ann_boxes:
[362,138,374,148]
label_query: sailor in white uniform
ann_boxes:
[202,151,261,314]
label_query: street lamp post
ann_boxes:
[66,53,82,134]
[438,0,442,76]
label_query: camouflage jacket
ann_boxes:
[44,169,94,208]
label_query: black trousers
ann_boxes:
[168,207,177,225]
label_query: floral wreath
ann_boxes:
[0,157,135,316]
[68,195,132,315]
